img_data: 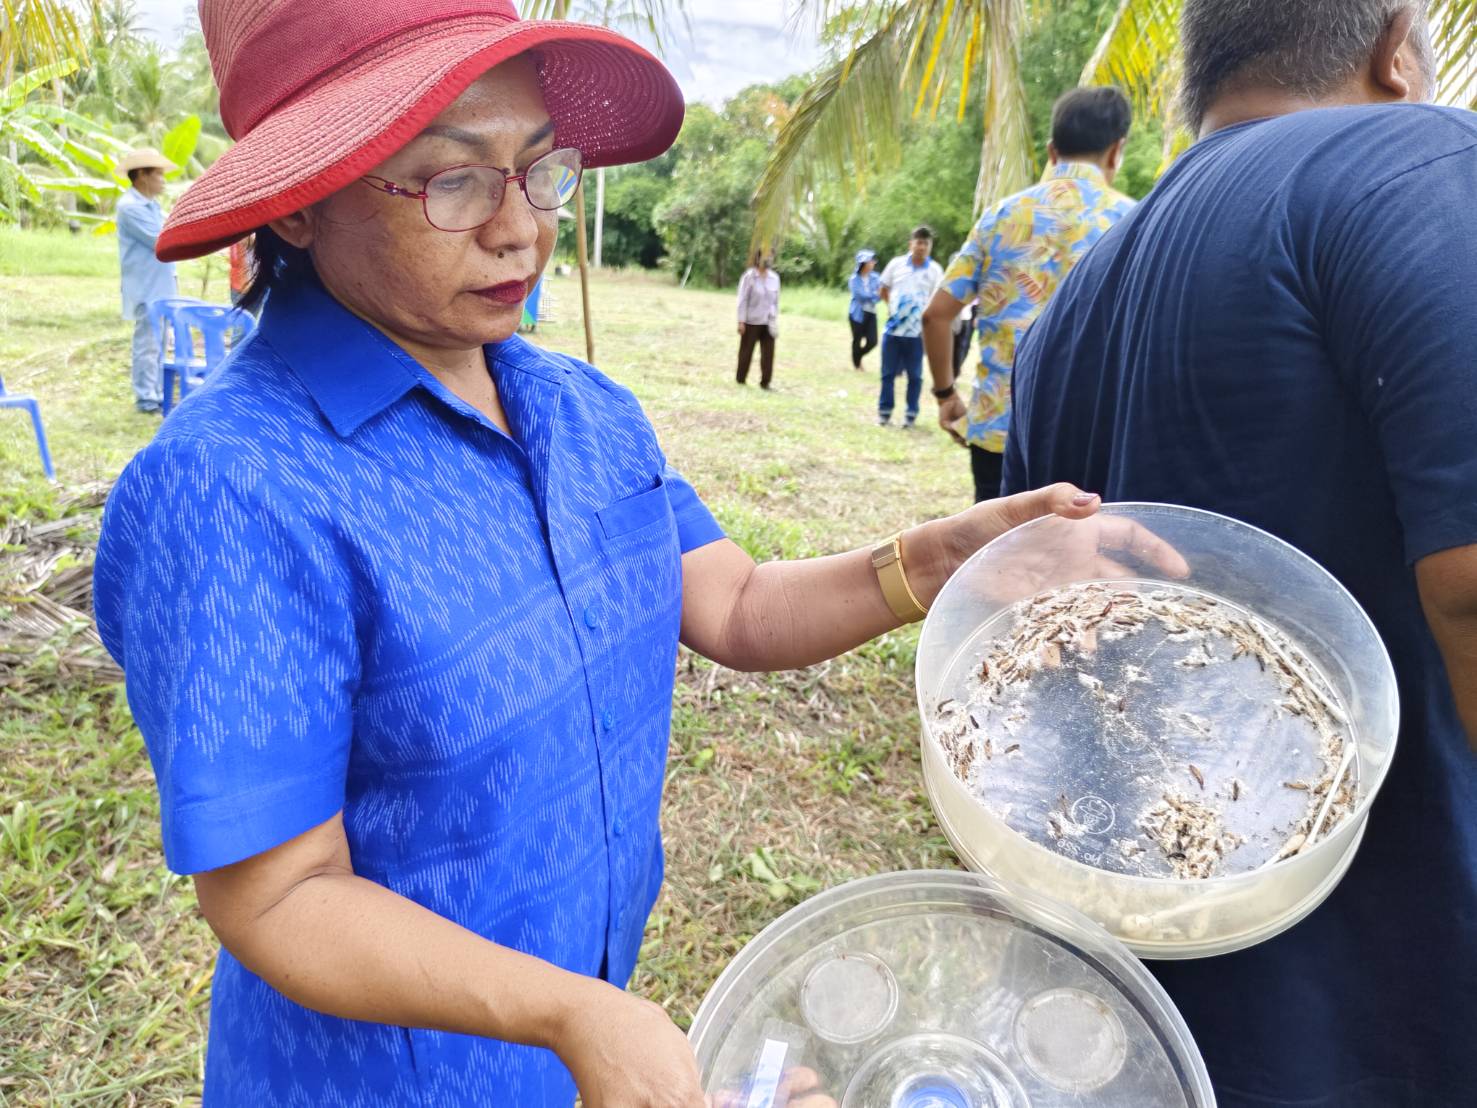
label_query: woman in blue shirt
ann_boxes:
[848,249,882,371]
[92,3,1157,1105]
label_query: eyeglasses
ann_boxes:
[362,147,583,232]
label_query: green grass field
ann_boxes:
[0,228,976,1104]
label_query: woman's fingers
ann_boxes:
[996,483,1100,531]
[1098,517,1191,579]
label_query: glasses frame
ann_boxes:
[362,146,584,232]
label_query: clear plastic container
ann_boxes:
[689,870,1213,1107]
[916,504,1398,958]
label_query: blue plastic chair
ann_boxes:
[0,371,56,481]
[151,300,257,415]
[148,297,207,411]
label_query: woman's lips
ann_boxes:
[475,281,529,306]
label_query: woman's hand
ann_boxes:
[551,978,705,1108]
[709,1066,837,1108]
[907,483,1191,606]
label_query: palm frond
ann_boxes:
[756,0,1036,253]
[1,0,91,85]
[750,11,906,252]
[1080,0,1180,121]
[1430,0,1477,108]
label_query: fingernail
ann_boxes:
[1072,492,1100,506]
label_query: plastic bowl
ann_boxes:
[916,504,1398,958]
[689,871,1214,1107]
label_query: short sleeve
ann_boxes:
[663,464,724,553]
[944,214,993,304]
[1321,137,1477,563]
[116,199,161,248]
[94,440,358,874]
[879,259,897,290]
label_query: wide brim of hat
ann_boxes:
[157,18,684,262]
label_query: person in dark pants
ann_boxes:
[1005,3,1477,1103]
[922,87,1134,501]
[847,249,881,371]
[736,251,780,389]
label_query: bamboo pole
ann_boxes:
[573,180,595,364]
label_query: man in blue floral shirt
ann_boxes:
[923,89,1135,500]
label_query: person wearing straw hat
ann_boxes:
[115,148,178,414]
[90,3,1156,1104]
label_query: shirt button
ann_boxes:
[613,815,626,837]
[583,605,599,629]
[601,709,615,732]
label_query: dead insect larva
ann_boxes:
[1284,781,1311,791]
[1189,765,1205,789]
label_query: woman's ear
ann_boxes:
[269,208,315,250]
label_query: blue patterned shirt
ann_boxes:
[848,271,881,323]
[878,254,945,338]
[93,278,724,1106]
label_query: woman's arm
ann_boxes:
[195,813,707,1108]
[680,485,1164,672]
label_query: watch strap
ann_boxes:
[871,533,929,624]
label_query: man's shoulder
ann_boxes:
[1224,104,1477,190]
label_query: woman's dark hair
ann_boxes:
[1051,87,1133,157]
[126,167,145,185]
[238,226,315,315]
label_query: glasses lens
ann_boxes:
[525,148,583,211]
[424,165,504,231]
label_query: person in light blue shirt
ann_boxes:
[847,249,881,371]
[115,148,178,414]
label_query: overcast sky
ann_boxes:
[132,1,823,105]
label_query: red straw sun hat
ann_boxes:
[156,0,685,262]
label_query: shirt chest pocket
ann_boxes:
[590,476,683,653]
[597,477,673,539]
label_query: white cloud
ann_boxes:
[132,0,822,105]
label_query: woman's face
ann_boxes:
[860,260,874,276]
[275,58,561,357]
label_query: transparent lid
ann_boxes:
[689,871,1213,1107]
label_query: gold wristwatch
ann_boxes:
[871,533,929,624]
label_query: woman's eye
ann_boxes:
[429,172,473,195]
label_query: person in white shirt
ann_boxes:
[735,252,781,389]
[877,226,944,427]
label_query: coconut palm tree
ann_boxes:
[754,0,1477,248]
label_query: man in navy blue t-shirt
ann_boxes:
[1006,2,1477,1104]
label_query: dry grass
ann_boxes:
[0,234,974,1103]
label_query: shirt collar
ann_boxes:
[259,278,564,438]
[1045,161,1111,188]
[125,187,155,206]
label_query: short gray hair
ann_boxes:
[1179,0,1433,132]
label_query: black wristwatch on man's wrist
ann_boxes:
[932,385,957,400]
